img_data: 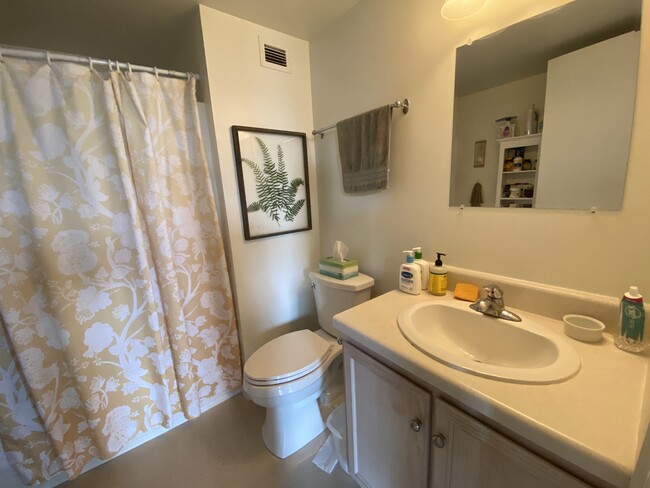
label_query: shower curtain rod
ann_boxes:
[0,45,199,81]
[312,98,410,139]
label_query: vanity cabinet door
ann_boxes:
[344,343,432,488]
[432,398,592,488]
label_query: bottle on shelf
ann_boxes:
[525,104,538,135]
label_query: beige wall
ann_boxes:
[312,1,650,477]
[199,6,321,360]
[310,0,650,299]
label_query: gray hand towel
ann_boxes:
[336,105,391,194]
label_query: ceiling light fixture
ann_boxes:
[440,0,487,20]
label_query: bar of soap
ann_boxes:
[454,283,479,302]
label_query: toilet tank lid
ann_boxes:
[309,271,374,291]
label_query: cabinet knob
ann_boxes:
[410,418,422,432]
[432,434,446,449]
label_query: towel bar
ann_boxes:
[312,98,409,139]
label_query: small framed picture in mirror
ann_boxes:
[474,140,486,168]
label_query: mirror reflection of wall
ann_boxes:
[449,0,641,210]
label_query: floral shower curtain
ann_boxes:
[0,57,241,484]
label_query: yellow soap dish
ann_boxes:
[454,283,479,302]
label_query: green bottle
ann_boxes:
[615,286,645,353]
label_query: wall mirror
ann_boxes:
[449,0,641,210]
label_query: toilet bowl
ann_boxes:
[244,329,342,458]
[243,271,374,459]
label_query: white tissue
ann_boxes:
[332,241,349,261]
[312,434,339,474]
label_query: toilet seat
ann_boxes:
[244,330,333,386]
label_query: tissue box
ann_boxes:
[319,257,359,280]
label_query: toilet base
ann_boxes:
[262,394,325,459]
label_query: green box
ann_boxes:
[319,257,359,269]
[319,257,359,280]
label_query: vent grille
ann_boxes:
[258,36,291,73]
[264,44,287,68]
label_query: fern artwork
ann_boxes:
[232,126,312,240]
[243,137,305,224]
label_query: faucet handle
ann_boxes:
[482,284,503,299]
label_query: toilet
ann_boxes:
[243,271,374,459]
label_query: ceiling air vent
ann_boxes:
[259,37,291,73]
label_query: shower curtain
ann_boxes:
[0,57,241,484]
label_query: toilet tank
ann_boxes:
[309,271,374,337]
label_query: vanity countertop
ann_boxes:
[333,290,647,488]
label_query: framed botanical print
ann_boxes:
[231,126,312,240]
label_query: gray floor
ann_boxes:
[60,393,357,488]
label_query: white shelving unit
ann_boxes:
[495,134,543,208]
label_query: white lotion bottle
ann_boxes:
[412,247,429,290]
[399,250,421,295]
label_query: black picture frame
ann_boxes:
[231,126,312,240]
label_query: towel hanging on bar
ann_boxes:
[470,182,483,207]
[336,104,392,194]
[312,98,409,138]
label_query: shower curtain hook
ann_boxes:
[88,57,94,71]
[127,62,133,78]
[46,51,52,66]
[154,67,159,80]
[115,60,122,74]
[0,47,4,63]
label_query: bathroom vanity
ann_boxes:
[333,290,646,488]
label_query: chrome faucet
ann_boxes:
[469,284,522,322]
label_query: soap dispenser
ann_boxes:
[400,251,421,295]
[412,247,429,290]
[428,252,448,296]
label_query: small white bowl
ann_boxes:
[563,314,605,343]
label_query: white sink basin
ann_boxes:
[397,300,581,384]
